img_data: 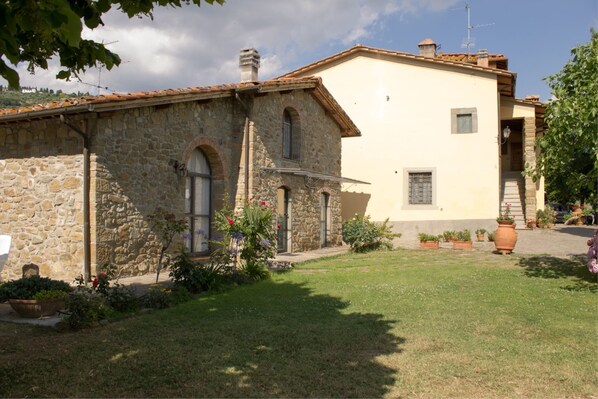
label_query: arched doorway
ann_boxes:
[185,148,211,254]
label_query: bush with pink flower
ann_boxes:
[214,199,277,279]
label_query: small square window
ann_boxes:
[451,107,478,134]
[457,114,472,133]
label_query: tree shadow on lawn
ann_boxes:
[0,280,405,398]
[517,254,597,292]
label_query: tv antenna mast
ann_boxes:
[97,40,118,95]
[459,1,494,55]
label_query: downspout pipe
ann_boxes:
[60,115,91,282]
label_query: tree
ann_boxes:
[528,29,598,207]
[0,0,223,89]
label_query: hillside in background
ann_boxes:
[0,87,89,109]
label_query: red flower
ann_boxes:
[277,223,281,230]
[98,272,107,279]
[227,218,234,226]
[92,278,99,288]
[259,200,266,206]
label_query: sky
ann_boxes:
[3,0,597,102]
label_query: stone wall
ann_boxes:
[0,88,346,280]
[0,119,85,280]
[249,90,343,251]
[91,98,244,276]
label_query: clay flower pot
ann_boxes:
[419,241,440,249]
[8,298,65,318]
[452,241,473,250]
[494,221,518,255]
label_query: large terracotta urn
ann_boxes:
[494,221,518,255]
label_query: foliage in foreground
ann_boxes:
[0,0,224,88]
[528,29,598,207]
[0,275,72,301]
[342,214,401,252]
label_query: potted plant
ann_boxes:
[475,228,486,241]
[453,229,473,250]
[526,219,536,229]
[494,203,518,255]
[536,207,556,228]
[0,275,72,318]
[442,230,457,243]
[418,233,441,249]
[487,232,495,242]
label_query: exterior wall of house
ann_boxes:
[0,88,345,280]
[249,90,343,251]
[0,119,86,280]
[298,54,501,236]
[91,98,244,277]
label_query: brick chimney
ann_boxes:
[239,48,260,82]
[477,49,489,67]
[418,38,437,58]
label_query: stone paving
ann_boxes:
[1,224,595,327]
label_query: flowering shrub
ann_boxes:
[497,203,514,223]
[213,200,277,275]
[342,214,400,253]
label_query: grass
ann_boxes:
[0,249,596,398]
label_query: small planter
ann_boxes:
[476,234,485,242]
[8,298,65,318]
[452,241,473,250]
[419,241,440,249]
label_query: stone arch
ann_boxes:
[182,136,226,180]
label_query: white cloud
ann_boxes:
[3,0,461,94]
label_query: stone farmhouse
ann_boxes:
[0,49,361,281]
[281,39,546,238]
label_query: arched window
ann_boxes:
[282,108,301,160]
[185,149,211,253]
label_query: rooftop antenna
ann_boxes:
[97,40,118,95]
[458,1,494,56]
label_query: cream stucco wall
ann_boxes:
[303,54,502,224]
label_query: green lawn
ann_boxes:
[0,249,596,398]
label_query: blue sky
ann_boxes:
[3,0,596,102]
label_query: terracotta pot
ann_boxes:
[8,298,65,318]
[419,241,439,249]
[494,222,518,255]
[453,241,473,250]
[476,234,485,241]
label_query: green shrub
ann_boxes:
[418,233,441,242]
[342,215,401,253]
[141,286,172,309]
[169,286,193,305]
[65,291,110,330]
[169,248,224,293]
[487,232,495,242]
[0,275,72,301]
[455,229,472,242]
[442,230,458,242]
[106,285,138,313]
[239,260,271,282]
[475,228,487,235]
[31,290,69,301]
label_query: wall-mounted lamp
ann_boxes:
[168,159,188,177]
[501,125,511,144]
